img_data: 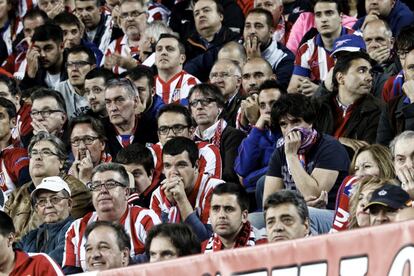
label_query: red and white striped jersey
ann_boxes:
[11,250,64,276]
[102,35,140,75]
[155,70,200,104]
[150,174,224,223]
[293,28,353,82]
[62,206,160,270]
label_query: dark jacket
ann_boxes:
[221,92,244,128]
[376,95,414,146]
[315,92,382,144]
[353,0,414,36]
[19,216,74,266]
[221,125,245,183]
[19,59,68,91]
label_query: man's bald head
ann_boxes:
[218,41,247,67]
[242,57,274,95]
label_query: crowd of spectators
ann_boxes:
[1,0,414,274]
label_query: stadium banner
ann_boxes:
[97,220,414,276]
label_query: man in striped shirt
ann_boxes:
[62,163,160,274]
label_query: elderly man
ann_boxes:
[0,211,64,275]
[4,132,92,239]
[84,221,130,271]
[19,176,74,266]
[264,190,309,242]
[209,59,243,127]
[150,137,224,241]
[189,83,245,183]
[68,115,110,184]
[63,162,160,274]
[103,78,158,157]
[203,182,260,252]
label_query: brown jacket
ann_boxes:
[4,173,93,240]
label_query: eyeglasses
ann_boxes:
[120,10,146,19]
[67,61,92,69]
[30,109,63,118]
[87,180,126,191]
[36,196,68,207]
[158,124,189,135]
[29,149,59,158]
[209,72,239,79]
[70,135,99,147]
[189,98,216,107]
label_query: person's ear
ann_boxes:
[179,54,186,65]
[303,218,310,236]
[121,248,130,266]
[9,117,16,129]
[125,187,131,197]
[67,198,73,210]
[241,209,248,223]
[336,72,344,85]
[7,233,15,247]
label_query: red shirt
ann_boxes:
[10,250,64,276]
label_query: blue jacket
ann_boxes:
[235,127,281,192]
[353,0,414,36]
[18,216,74,266]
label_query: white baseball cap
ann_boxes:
[31,176,72,200]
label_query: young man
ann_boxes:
[145,223,201,262]
[263,93,350,210]
[84,68,115,118]
[264,190,309,242]
[0,211,64,275]
[203,182,260,252]
[103,78,158,157]
[63,163,160,274]
[189,83,245,183]
[243,8,294,89]
[150,137,224,241]
[54,45,96,118]
[315,51,382,151]
[209,59,243,127]
[0,98,30,196]
[155,34,200,105]
[84,221,130,271]
[103,0,148,74]
[20,23,67,90]
[288,0,352,95]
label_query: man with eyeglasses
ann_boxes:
[55,46,96,119]
[155,34,200,105]
[150,104,222,194]
[30,89,68,141]
[103,0,148,74]
[68,116,110,184]
[209,59,244,128]
[19,176,74,266]
[63,162,160,274]
[103,78,158,157]
[189,83,245,183]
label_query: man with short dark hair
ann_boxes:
[243,8,294,89]
[203,182,260,252]
[254,0,289,44]
[150,137,224,241]
[20,23,67,90]
[84,221,131,271]
[264,190,309,242]
[0,211,64,275]
[145,223,201,262]
[63,162,160,274]
[55,45,96,118]
[365,183,411,226]
[84,68,115,118]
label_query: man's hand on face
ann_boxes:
[298,78,319,97]
[284,129,302,156]
[369,45,390,65]
[161,176,187,203]
[26,47,40,78]
[77,150,94,184]
[31,119,49,135]
[244,35,262,59]
[47,1,65,19]
[241,94,260,125]
[255,113,271,129]
[396,166,414,199]
[362,10,380,31]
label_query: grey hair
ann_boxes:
[212,58,242,77]
[28,131,69,169]
[143,21,175,43]
[389,130,414,158]
[92,162,129,187]
[106,78,138,98]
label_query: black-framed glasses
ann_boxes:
[70,136,99,147]
[29,149,59,158]
[67,61,92,69]
[158,124,189,135]
[120,10,146,19]
[30,109,64,118]
[87,180,127,191]
[189,98,216,107]
[35,196,68,207]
